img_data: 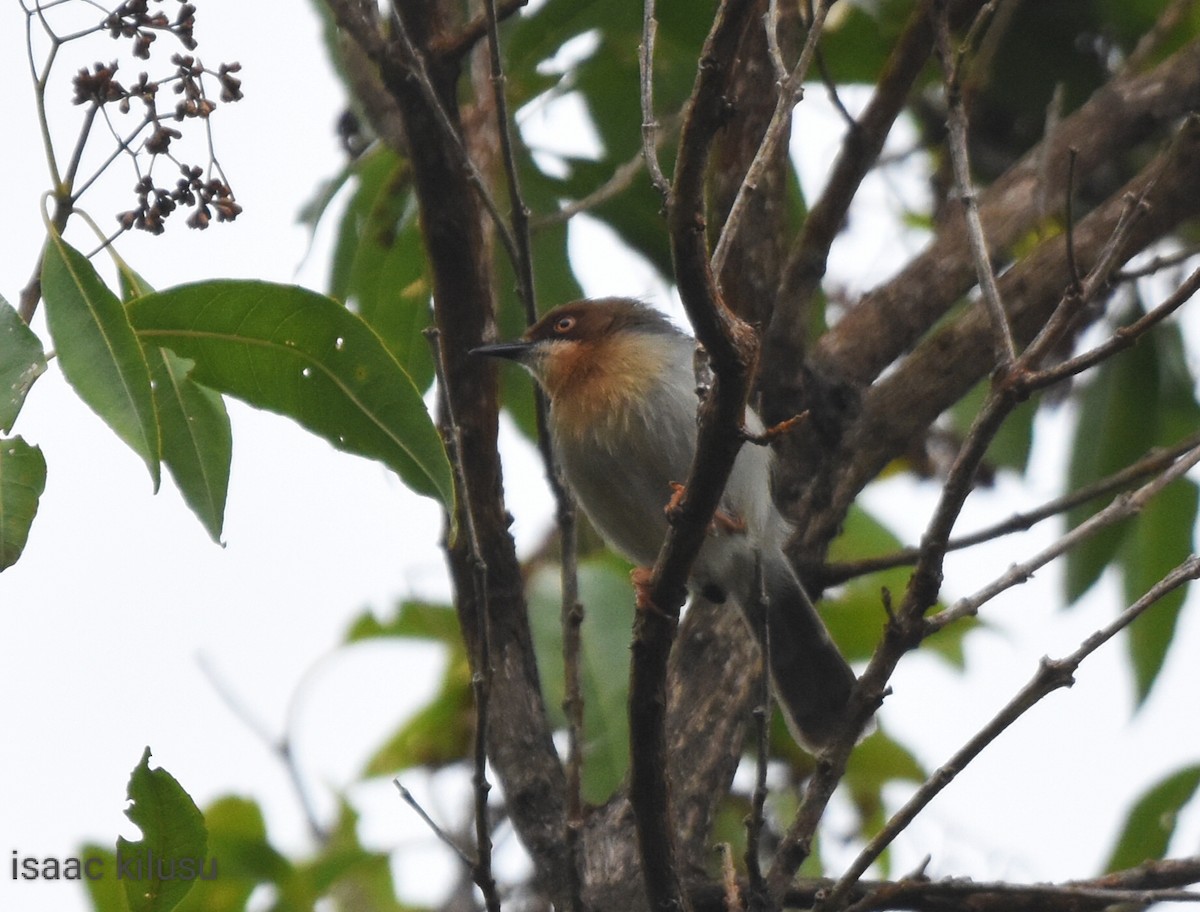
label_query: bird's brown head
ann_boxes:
[472,298,683,413]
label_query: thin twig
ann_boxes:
[822,554,1200,910]
[934,0,1017,369]
[1113,244,1200,282]
[710,0,832,277]
[393,780,476,868]
[1028,264,1200,390]
[743,558,771,910]
[640,0,671,200]
[929,443,1200,632]
[425,326,502,912]
[196,654,328,843]
[820,429,1200,586]
[531,110,683,228]
[381,7,522,279]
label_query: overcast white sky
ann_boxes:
[1,3,1198,911]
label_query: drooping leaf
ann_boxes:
[116,747,208,912]
[148,348,232,543]
[0,296,47,433]
[0,436,47,571]
[127,280,453,506]
[41,233,161,488]
[1120,478,1198,705]
[1065,315,1167,603]
[1105,764,1200,872]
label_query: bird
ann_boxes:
[473,296,859,751]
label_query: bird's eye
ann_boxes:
[553,315,576,334]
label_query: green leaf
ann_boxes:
[1120,478,1198,705]
[41,233,160,487]
[1105,764,1200,872]
[0,436,47,571]
[173,796,292,912]
[127,280,453,506]
[352,603,475,775]
[116,747,209,912]
[285,801,413,912]
[79,844,125,912]
[1065,309,1200,605]
[345,601,461,645]
[327,146,435,392]
[841,726,927,875]
[0,296,47,432]
[825,505,972,665]
[149,348,232,543]
[528,552,636,803]
[363,655,474,775]
[948,376,1036,473]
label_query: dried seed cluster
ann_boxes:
[66,0,243,235]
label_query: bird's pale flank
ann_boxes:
[474,297,860,750]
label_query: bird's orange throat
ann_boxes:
[541,333,665,441]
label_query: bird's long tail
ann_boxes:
[755,551,861,751]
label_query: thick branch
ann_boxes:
[322,1,571,902]
[799,114,1200,554]
[811,35,1200,389]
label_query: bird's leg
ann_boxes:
[742,411,807,446]
[665,481,746,534]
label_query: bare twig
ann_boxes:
[1028,264,1200,390]
[820,429,1200,586]
[627,3,761,911]
[425,326,502,912]
[929,443,1200,632]
[532,110,683,228]
[393,780,476,869]
[196,654,327,843]
[743,559,771,909]
[1113,244,1200,282]
[640,0,671,200]
[1123,0,1198,75]
[934,0,1017,369]
[710,0,832,277]
[823,554,1200,910]
[375,7,522,279]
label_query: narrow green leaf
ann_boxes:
[117,747,209,912]
[1065,327,1158,602]
[127,280,453,506]
[149,348,232,543]
[0,436,47,571]
[0,296,47,433]
[41,233,161,488]
[1120,478,1198,705]
[1105,764,1200,872]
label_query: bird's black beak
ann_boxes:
[470,340,533,362]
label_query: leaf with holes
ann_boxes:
[128,280,453,506]
[0,437,47,571]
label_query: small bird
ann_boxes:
[474,297,858,751]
